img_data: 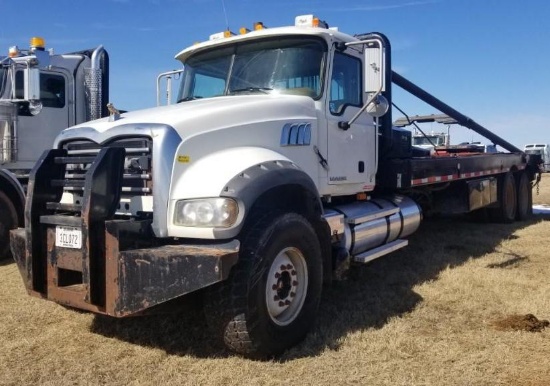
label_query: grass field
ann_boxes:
[1,175,549,385]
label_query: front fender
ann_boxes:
[167,147,320,239]
[220,159,321,218]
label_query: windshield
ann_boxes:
[413,135,445,146]
[525,149,543,155]
[177,37,326,102]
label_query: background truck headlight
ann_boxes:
[174,198,239,227]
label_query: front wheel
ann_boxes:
[204,212,323,358]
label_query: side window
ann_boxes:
[329,52,362,115]
[41,74,65,108]
[15,72,66,108]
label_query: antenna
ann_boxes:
[221,0,229,30]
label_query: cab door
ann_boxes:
[326,50,377,191]
[16,70,70,166]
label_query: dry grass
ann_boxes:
[2,175,550,385]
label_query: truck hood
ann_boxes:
[57,94,317,144]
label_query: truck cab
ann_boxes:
[524,144,550,172]
[0,38,109,259]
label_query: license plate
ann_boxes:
[55,226,82,249]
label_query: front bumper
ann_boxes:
[10,220,239,317]
[11,146,239,317]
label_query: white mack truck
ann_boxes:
[0,37,110,259]
[10,15,541,358]
[524,144,550,172]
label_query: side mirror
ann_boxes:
[23,67,43,115]
[24,67,40,101]
[366,94,389,118]
[364,40,385,93]
[339,36,388,129]
[346,36,386,93]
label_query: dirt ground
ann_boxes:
[0,174,549,385]
[491,314,549,332]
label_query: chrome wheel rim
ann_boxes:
[265,247,308,326]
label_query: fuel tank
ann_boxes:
[326,195,422,256]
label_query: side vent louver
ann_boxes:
[280,123,311,146]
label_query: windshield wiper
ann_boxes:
[229,87,273,95]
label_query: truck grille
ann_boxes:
[49,136,153,217]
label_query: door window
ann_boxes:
[329,52,362,115]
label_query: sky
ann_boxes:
[1,0,549,149]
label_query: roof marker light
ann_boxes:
[253,22,266,30]
[209,30,236,40]
[312,17,321,27]
[8,45,20,58]
[239,27,251,35]
[30,36,46,51]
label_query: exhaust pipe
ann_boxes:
[84,46,109,121]
[0,102,17,163]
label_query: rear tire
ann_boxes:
[488,171,517,223]
[515,171,532,221]
[0,191,18,260]
[203,212,323,358]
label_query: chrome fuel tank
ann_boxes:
[327,195,422,256]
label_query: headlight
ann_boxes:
[174,198,239,227]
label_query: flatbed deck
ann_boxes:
[378,152,526,189]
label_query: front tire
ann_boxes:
[0,191,18,260]
[204,212,323,358]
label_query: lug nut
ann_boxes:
[280,265,286,270]
[275,272,280,278]
[291,270,297,276]
[290,292,296,298]
[274,295,279,301]
[286,264,293,269]
[292,280,298,286]
[272,284,278,290]
[278,301,285,307]
[285,300,291,305]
